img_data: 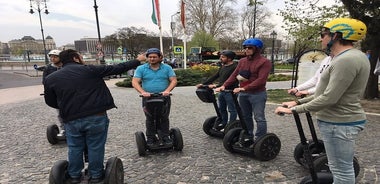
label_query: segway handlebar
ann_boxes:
[139,93,172,97]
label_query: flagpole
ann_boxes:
[159,26,163,54]
[183,33,187,69]
[181,0,187,69]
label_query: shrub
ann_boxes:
[114,64,292,87]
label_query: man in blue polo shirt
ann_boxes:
[132,48,177,146]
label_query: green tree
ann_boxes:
[280,0,379,99]
[279,0,347,55]
[341,0,380,98]
[188,31,219,49]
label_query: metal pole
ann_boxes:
[253,1,257,38]
[270,31,276,74]
[171,12,180,59]
[93,0,105,65]
[37,5,49,65]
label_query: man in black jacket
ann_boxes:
[196,50,238,130]
[44,49,144,183]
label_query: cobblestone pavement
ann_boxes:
[0,82,379,184]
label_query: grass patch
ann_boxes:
[267,89,295,104]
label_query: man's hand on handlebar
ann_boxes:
[141,92,151,97]
[275,105,292,116]
[161,91,171,96]
[215,86,225,92]
[282,101,298,108]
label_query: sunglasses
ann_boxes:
[320,32,330,39]
[244,46,255,50]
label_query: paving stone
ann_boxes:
[0,84,378,183]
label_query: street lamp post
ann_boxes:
[93,0,105,65]
[270,30,277,74]
[171,12,180,60]
[29,0,49,65]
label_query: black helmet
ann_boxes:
[220,50,236,60]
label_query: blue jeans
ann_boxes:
[238,91,267,138]
[65,114,109,179]
[218,91,237,125]
[318,120,364,184]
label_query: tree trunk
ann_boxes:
[364,47,379,99]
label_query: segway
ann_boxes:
[222,90,281,161]
[195,85,241,138]
[40,93,66,145]
[292,112,360,178]
[135,93,183,156]
[49,147,124,184]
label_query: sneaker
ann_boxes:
[89,176,104,184]
[69,177,81,184]
[162,136,173,145]
[147,137,156,147]
[212,123,225,131]
[146,137,156,146]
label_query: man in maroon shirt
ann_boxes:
[216,38,271,141]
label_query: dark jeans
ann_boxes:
[65,114,109,179]
[218,91,237,125]
[142,96,171,138]
[238,91,267,138]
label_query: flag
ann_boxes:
[180,0,185,29]
[151,0,161,27]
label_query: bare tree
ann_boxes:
[240,0,273,39]
[184,0,237,38]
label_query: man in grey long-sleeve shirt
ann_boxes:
[275,18,370,184]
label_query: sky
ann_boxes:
[0,0,287,47]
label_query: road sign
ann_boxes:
[173,46,183,54]
[117,46,122,55]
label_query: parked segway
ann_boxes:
[49,147,124,184]
[40,92,66,145]
[223,90,281,161]
[293,111,360,178]
[195,85,241,138]
[135,93,183,156]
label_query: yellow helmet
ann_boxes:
[323,18,367,41]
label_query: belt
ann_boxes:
[94,111,106,116]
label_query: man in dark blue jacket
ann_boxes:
[44,49,144,183]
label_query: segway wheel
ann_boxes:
[202,116,217,136]
[49,160,69,184]
[170,127,184,151]
[223,120,241,134]
[47,124,59,145]
[135,131,147,156]
[293,139,325,166]
[253,133,281,161]
[223,128,243,153]
[313,155,360,178]
[104,157,124,184]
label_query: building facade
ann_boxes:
[7,36,56,56]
